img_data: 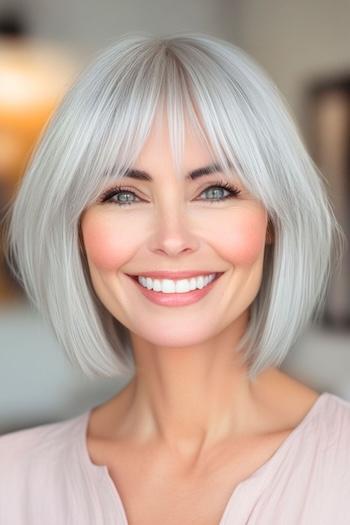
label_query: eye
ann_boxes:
[98,179,241,206]
[99,186,139,206]
[197,180,241,204]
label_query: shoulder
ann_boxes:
[317,392,350,443]
[301,392,350,457]
[305,393,350,517]
[319,393,350,467]
[271,392,350,487]
[245,393,350,522]
[266,394,350,512]
[300,393,350,506]
[0,411,86,469]
[0,411,88,521]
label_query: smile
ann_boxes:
[136,273,217,293]
[126,272,225,307]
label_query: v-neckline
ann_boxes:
[77,392,330,525]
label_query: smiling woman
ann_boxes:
[3,32,343,380]
[1,31,350,525]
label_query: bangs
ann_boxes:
[69,38,259,221]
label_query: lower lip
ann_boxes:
[126,273,224,307]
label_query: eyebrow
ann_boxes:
[114,161,234,182]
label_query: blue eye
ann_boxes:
[104,189,136,205]
[201,182,241,203]
[99,179,241,206]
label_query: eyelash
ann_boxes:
[98,179,241,206]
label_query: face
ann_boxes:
[80,111,271,348]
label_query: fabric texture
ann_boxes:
[1,391,350,524]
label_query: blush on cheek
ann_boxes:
[81,214,130,270]
[221,214,268,266]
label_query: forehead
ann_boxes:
[102,105,237,185]
[134,109,214,171]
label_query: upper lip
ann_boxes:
[127,270,223,279]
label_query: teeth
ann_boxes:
[137,274,217,293]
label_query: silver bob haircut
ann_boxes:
[3,31,346,381]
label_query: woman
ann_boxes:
[1,31,349,524]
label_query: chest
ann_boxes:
[108,464,239,525]
[92,430,290,525]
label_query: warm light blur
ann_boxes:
[0,36,77,193]
[0,36,78,301]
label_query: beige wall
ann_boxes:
[14,0,227,58]
[223,0,350,127]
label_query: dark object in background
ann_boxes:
[307,75,350,330]
[0,8,27,37]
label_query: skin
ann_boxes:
[80,109,319,496]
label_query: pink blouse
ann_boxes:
[1,391,350,524]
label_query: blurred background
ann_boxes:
[0,0,349,434]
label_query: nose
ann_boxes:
[147,204,200,257]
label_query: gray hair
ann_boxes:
[2,31,346,381]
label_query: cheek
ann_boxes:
[81,212,131,270]
[218,209,268,266]
[81,206,268,271]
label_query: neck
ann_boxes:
[121,313,268,459]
